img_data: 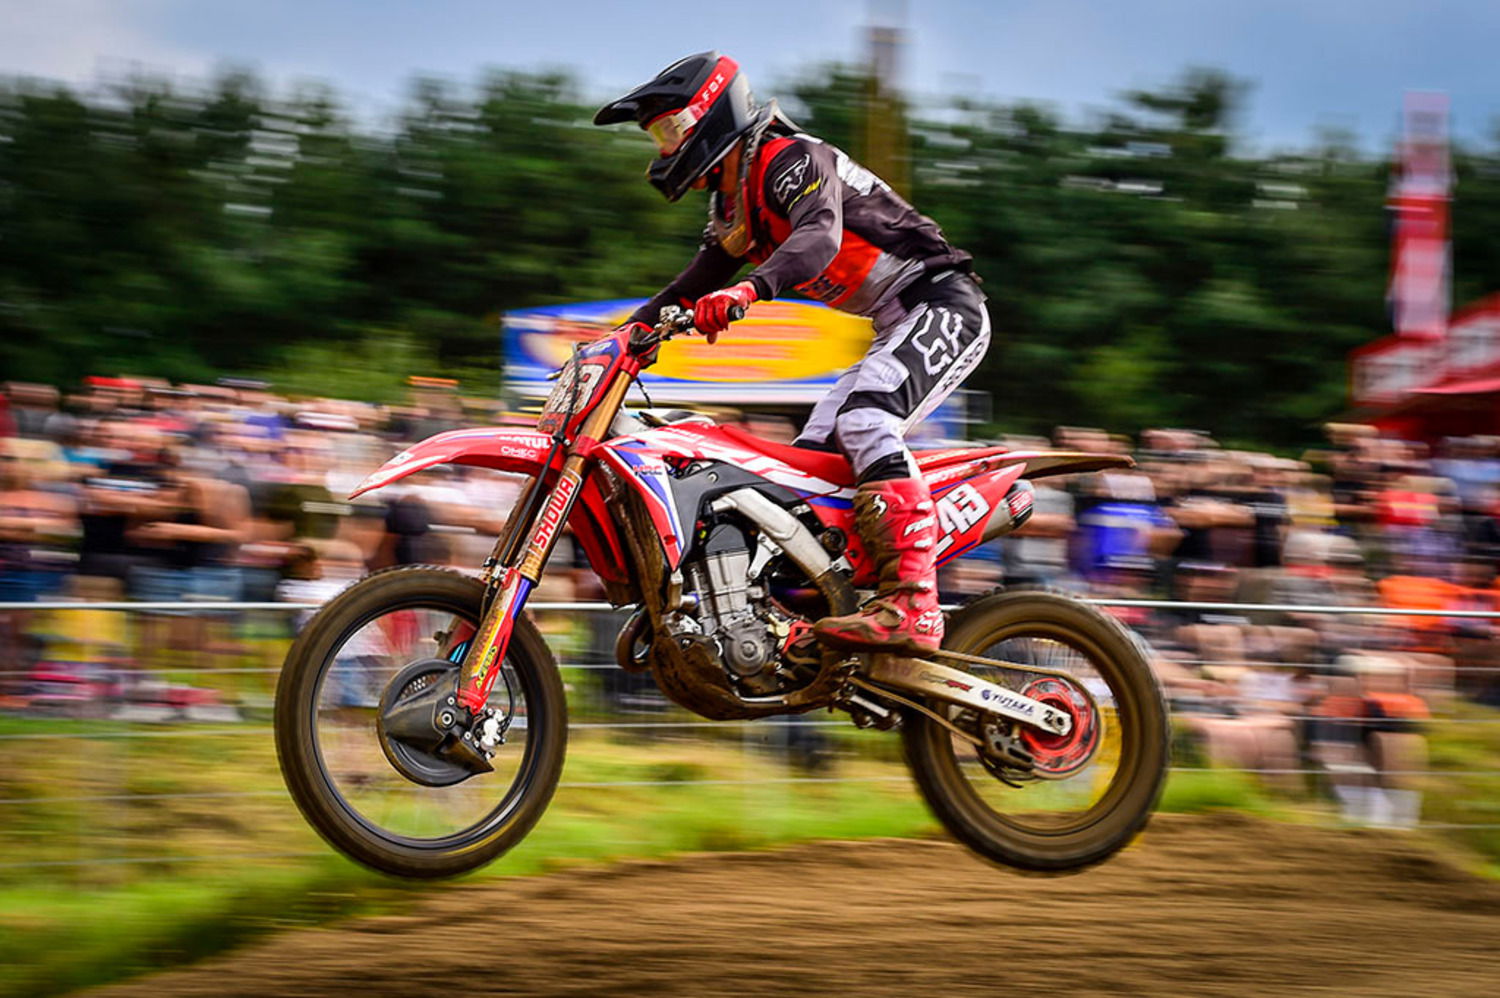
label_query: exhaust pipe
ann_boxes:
[978,480,1035,544]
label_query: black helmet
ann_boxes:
[594,52,760,202]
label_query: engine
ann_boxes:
[680,521,791,696]
[629,483,856,718]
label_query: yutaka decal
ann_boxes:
[978,686,1038,718]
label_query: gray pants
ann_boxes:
[796,270,991,479]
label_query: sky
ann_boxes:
[2,0,1498,152]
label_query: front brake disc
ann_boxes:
[375,659,477,787]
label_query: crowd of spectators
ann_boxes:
[959,422,1500,826]
[0,376,518,712]
[4,378,1496,823]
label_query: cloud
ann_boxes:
[0,0,209,85]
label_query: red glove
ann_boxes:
[693,281,757,342]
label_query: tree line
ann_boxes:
[3,65,1499,448]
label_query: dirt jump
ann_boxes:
[85,815,1500,998]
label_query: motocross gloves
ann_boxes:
[692,281,757,342]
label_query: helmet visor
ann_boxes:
[645,107,701,156]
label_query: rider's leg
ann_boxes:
[808,271,991,653]
[813,452,945,652]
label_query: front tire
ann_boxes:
[902,590,1169,872]
[275,566,567,878]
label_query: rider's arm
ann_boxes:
[743,140,842,300]
[628,238,746,326]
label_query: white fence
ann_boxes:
[2,597,1498,871]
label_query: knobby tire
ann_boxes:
[902,590,1170,872]
[275,566,567,878]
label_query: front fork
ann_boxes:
[453,459,584,713]
[452,372,634,716]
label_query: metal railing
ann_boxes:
[2,596,1499,871]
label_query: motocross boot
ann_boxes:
[814,476,944,654]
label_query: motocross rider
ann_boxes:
[595,52,990,654]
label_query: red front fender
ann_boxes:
[348,427,557,498]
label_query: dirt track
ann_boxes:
[85,815,1500,998]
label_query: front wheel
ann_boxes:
[902,590,1169,872]
[275,566,567,878]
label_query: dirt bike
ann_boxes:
[275,305,1170,878]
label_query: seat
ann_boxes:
[714,425,1001,486]
[717,425,855,485]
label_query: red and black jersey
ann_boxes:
[630,131,972,324]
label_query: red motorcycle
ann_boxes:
[275,307,1169,878]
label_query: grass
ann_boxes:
[1158,768,1282,816]
[1407,700,1500,865]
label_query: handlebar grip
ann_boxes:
[727,304,747,322]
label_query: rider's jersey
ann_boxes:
[630,131,972,324]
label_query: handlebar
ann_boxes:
[654,303,746,337]
[632,303,746,357]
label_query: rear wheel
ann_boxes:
[275,567,566,878]
[902,590,1168,872]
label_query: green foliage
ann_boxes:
[0,64,1492,444]
[1159,769,1281,816]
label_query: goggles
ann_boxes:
[645,106,702,156]
[642,56,740,158]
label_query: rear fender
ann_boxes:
[924,450,1132,494]
[348,428,558,499]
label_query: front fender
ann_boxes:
[349,427,556,498]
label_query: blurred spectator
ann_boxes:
[1159,458,1254,568]
[1309,654,1429,828]
[126,450,250,604]
[21,574,130,716]
[275,539,368,607]
[1002,479,1077,589]
[1244,457,1291,569]
[380,491,446,568]
[3,383,62,439]
[1071,466,1179,581]
[0,437,77,603]
[1443,557,1500,705]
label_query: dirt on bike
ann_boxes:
[275,306,1170,878]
